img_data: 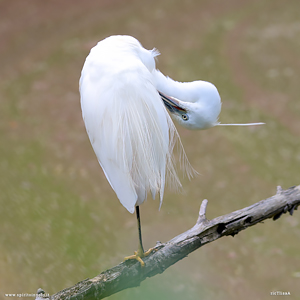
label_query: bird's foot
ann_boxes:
[124,247,155,267]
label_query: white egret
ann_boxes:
[79,35,263,266]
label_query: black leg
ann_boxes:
[136,205,144,254]
[124,205,155,266]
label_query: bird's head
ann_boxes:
[159,81,222,130]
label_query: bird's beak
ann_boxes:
[158,91,187,114]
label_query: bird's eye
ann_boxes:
[182,114,189,121]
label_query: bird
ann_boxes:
[79,35,263,266]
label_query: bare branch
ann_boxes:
[49,185,300,300]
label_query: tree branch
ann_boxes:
[49,185,300,300]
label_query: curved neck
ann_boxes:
[153,70,197,102]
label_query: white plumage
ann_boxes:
[80,35,263,214]
[80,36,184,213]
[80,35,264,264]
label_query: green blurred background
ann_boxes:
[0,0,299,299]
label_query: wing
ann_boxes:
[80,45,180,213]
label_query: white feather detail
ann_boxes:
[80,36,192,213]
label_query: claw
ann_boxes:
[124,251,145,267]
[124,247,156,267]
